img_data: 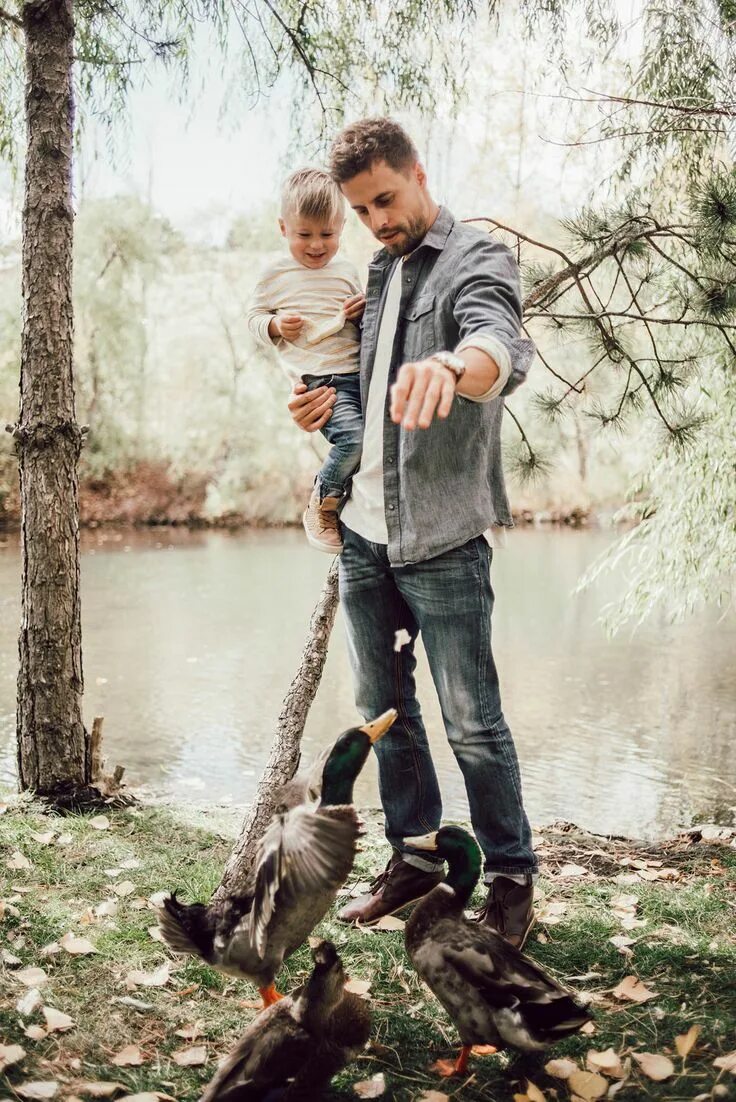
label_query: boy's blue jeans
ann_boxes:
[338,525,537,883]
[304,373,362,500]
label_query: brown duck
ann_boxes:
[404,825,593,1077]
[158,710,396,1007]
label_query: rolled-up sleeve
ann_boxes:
[451,238,535,397]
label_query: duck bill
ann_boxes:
[359,708,397,743]
[403,831,439,852]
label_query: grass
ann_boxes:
[1,795,735,1101]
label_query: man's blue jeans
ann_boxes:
[339,525,537,882]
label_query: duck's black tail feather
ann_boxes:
[522,992,593,1038]
[158,892,215,959]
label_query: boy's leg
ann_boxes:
[314,373,363,499]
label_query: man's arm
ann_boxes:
[390,238,535,429]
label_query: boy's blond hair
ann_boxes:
[281,167,345,224]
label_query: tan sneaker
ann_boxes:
[303,486,343,553]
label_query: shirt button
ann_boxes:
[388,504,395,511]
[386,457,394,464]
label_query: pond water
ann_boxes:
[1,526,734,838]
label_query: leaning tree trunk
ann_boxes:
[13,0,90,802]
[213,560,340,902]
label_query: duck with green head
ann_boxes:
[158,709,396,1007]
[404,825,593,1078]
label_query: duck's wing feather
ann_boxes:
[249,805,357,958]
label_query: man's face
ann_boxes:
[340,160,433,256]
[279,212,344,269]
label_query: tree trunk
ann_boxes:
[14,0,90,802]
[213,560,340,902]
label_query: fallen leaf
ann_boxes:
[56,833,74,845]
[42,1006,75,1033]
[0,1044,26,1072]
[172,1045,207,1067]
[76,1083,126,1098]
[2,947,22,965]
[523,1083,546,1102]
[237,998,263,1010]
[17,1083,59,1100]
[95,900,119,917]
[675,1024,701,1059]
[417,1094,449,1102]
[30,831,56,845]
[89,815,111,830]
[112,996,154,1012]
[345,978,372,997]
[612,975,657,1003]
[353,1074,385,1098]
[609,934,634,954]
[24,1026,47,1041]
[16,966,48,987]
[373,915,405,931]
[148,925,165,943]
[567,1070,608,1100]
[544,1057,578,1079]
[111,1045,144,1067]
[713,1051,736,1073]
[117,1095,175,1102]
[558,863,587,877]
[17,988,43,1016]
[580,1021,596,1035]
[538,900,567,924]
[120,858,142,870]
[7,850,33,870]
[40,941,61,957]
[78,908,97,925]
[61,932,97,955]
[632,1052,675,1081]
[125,962,171,989]
[174,1023,204,1040]
[148,891,169,907]
[586,1048,624,1077]
[112,880,136,898]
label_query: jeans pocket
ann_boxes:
[303,373,334,391]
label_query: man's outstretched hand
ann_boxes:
[390,359,456,430]
[288,382,337,433]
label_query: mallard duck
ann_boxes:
[404,825,593,1077]
[158,710,396,1007]
[199,939,371,1102]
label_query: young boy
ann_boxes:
[246,168,365,553]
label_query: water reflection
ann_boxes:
[0,526,734,837]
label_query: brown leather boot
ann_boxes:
[472,876,535,950]
[337,852,444,925]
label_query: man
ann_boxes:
[288,118,538,948]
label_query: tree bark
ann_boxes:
[14,0,90,801]
[213,560,340,902]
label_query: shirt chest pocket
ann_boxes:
[400,292,436,360]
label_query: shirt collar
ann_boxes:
[369,205,455,268]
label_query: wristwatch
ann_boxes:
[430,350,466,385]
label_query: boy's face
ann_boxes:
[279,212,344,269]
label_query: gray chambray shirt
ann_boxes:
[359,205,536,566]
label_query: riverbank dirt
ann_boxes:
[1,797,734,1101]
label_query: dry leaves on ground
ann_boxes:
[75,1082,126,1098]
[611,975,657,1003]
[7,850,33,870]
[344,978,372,998]
[0,1043,26,1072]
[60,932,97,955]
[632,1052,675,1081]
[124,963,171,989]
[172,1046,207,1067]
[567,1069,608,1100]
[544,1057,578,1080]
[586,1049,624,1077]
[353,1073,385,1098]
[111,1045,145,1067]
[15,967,48,988]
[17,988,43,1016]
[675,1024,701,1059]
[713,1051,736,1073]
[16,1082,59,1100]
[89,816,111,831]
[174,1024,204,1040]
[513,1081,546,1102]
[373,915,405,932]
[42,1007,75,1033]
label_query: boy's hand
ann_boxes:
[343,294,366,322]
[288,382,336,433]
[271,313,304,342]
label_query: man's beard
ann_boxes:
[379,213,430,256]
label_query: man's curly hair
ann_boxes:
[329,117,418,185]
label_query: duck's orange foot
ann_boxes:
[431,1045,473,1077]
[258,984,284,1007]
